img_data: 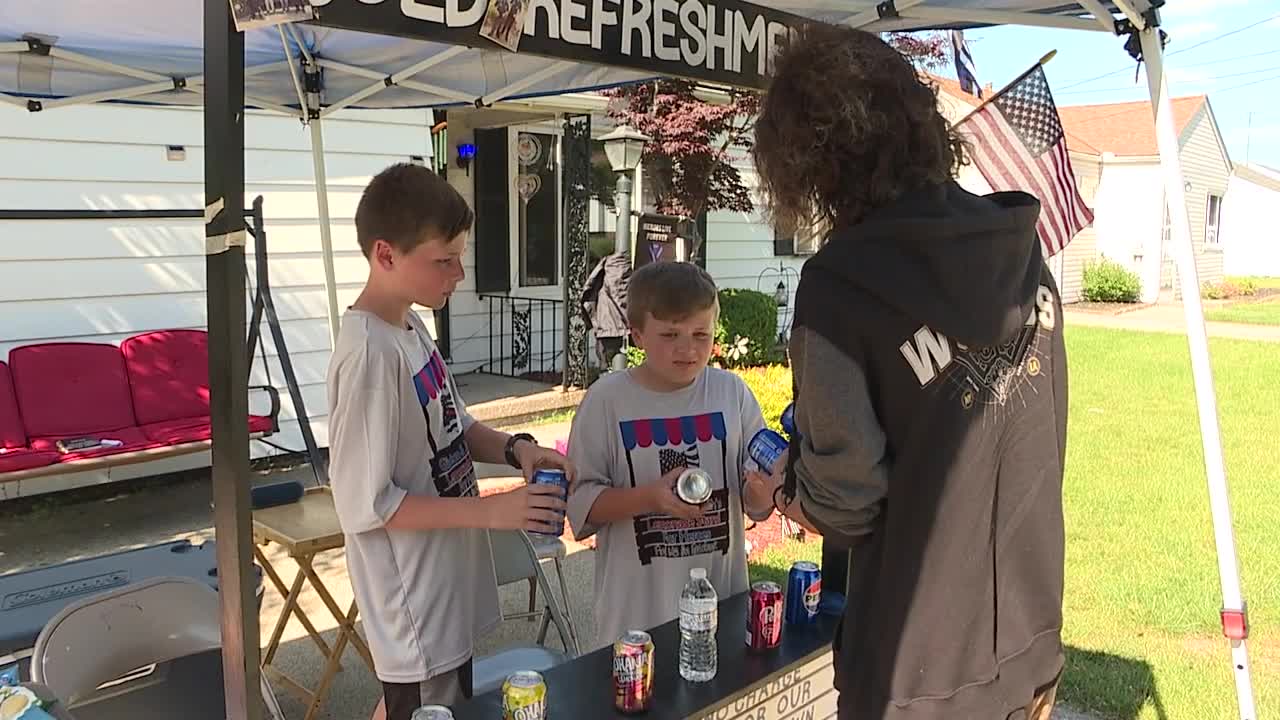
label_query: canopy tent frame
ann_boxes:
[0,1,1256,718]
[207,7,1261,715]
[0,27,632,346]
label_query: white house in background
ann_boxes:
[0,96,618,498]
[928,76,1099,304]
[1055,94,1231,301]
[0,104,441,468]
[6,81,1233,498]
[1220,163,1280,277]
[930,81,1234,304]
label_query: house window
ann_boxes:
[1205,193,1222,245]
[515,131,559,287]
[773,217,827,257]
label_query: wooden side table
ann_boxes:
[252,486,374,720]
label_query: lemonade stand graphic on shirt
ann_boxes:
[619,412,732,565]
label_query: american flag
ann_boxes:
[956,64,1093,258]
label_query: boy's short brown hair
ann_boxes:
[627,261,719,329]
[354,162,474,258]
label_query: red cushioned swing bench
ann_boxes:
[0,329,279,484]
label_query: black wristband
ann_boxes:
[504,432,536,468]
[773,485,789,513]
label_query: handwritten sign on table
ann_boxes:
[693,652,837,720]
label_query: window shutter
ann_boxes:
[474,127,510,293]
[774,230,795,256]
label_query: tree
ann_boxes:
[601,32,948,261]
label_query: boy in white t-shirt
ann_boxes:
[566,261,778,650]
[326,163,574,720]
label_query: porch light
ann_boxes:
[456,142,477,175]
[601,124,649,173]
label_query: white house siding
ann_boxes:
[1174,108,1230,287]
[1221,168,1280,277]
[703,150,805,341]
[1091,159,1165,303]
[0,103,434,495]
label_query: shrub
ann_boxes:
[732,365,794,433]
[624,288,779,370]
[1203,278,1258,300]
[717,288,777,367]
[1082,259,1141,303]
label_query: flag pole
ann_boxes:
[951,50,1058,128]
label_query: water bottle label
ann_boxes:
[680,608,717,632]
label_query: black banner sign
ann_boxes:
[634,212,680,268]
[308,0,807,90]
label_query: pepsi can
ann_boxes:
[780,403,796,436]
[785,561,822,625]
[748,428,789,474]
[530,468,568,536]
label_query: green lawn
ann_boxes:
[1230,276,1280,290]
[1058,325,1279,719]
[741,325,1280,720]
[1205,299,1280,326]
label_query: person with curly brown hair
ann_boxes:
[742,23,1069,720]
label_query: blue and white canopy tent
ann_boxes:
[0,2,1257,718]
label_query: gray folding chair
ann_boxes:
[472,530,580,695]
[525,532,580,653]
[29,576,283,720]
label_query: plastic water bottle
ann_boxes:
[678,567,718,682]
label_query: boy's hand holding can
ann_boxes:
[743,447,788,519]
[487,483,567,534]
[645,467,705,521]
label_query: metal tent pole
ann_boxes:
[280,32,342,350]
[1139,22,1257,720]
[310,118,341,347]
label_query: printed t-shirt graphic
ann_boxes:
[619,412,730,564]
[413,346,477,499]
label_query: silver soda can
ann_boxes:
[411,707,454,720]
[676,468,713,504]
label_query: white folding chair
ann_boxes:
[30,576,283,720]
[473,530,580,695]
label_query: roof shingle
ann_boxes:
[1055,96,1206,156]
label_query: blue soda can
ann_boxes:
[748,428,789,474]
[780,403,796,436]
[530,468,568,536]
[785,561,822,625]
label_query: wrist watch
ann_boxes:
[504,432,537,468]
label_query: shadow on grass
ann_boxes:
[1060,646,1168,720]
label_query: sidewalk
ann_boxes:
[1065,303,1280,342]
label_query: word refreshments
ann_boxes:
[310,0,803,87]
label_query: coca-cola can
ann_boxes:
[746,581,784,652]
[613,630,654,713]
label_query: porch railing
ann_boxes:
[479,295,564,381]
